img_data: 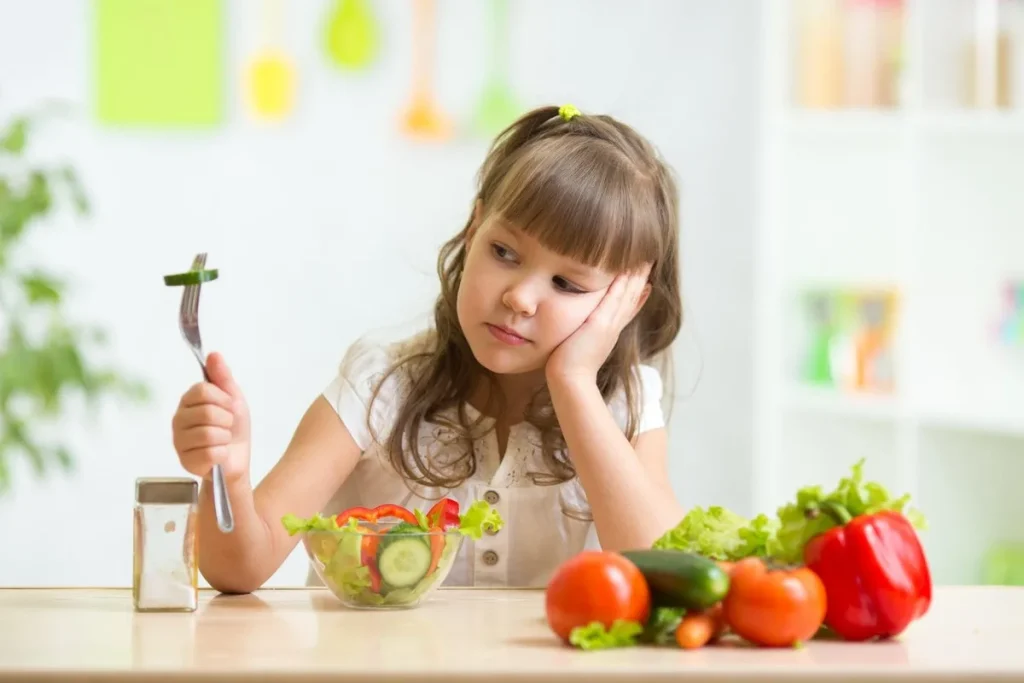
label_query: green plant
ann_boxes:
[0,106,147,494]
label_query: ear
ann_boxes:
[466,199,484,245]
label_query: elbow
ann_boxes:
[199,563,265,596]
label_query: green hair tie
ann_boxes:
[558,104,581,122]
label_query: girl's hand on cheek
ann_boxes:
[545,265,651,386]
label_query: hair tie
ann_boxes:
[558,104,580,122]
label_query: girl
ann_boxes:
[171,104,686,593]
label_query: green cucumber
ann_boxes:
[163,269,219,286]
[376,536,432,589]
[620,549,730,610]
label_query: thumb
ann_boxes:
[205,352,243,399]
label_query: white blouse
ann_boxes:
[309,331,666,588]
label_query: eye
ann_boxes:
[490,242,517,263]
[552,276,585,294]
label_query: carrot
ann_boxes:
[675,612,718,650]
[705,603,729,641]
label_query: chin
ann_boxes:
[466,331,545,376]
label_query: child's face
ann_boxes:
[457,214,615,377]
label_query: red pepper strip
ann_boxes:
[426,532,445,575]
[426,498,460,529]
[336,507,375,526]
[371,504,417,525]
[803,503,932,641]
[335,504,417,527]
[359,530,383,592]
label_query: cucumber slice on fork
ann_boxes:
[163,269,219,286]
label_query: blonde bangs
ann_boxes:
[486,137,663,273]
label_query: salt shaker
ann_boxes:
[133,477,199,612]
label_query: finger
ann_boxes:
[591,275,629,327]
[179,445,228,476]
[614,272,647,325]
[179,381,234,411]
[172,404,234,431]
[174,425,233,453]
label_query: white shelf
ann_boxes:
[785,383,1024,438]
[756,0,1024,587]
[785,385,904,421]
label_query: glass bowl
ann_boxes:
[301,520,464,609]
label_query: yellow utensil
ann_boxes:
[245,0,296,121]
[324,0,378,70]
[400,0,451,141]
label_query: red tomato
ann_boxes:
[545,551,651,642]
[722,557,827,648]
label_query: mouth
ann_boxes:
[486,323,530,346]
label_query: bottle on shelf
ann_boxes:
[795,0,845,108]
[844,0,905,108]
[962,0,1018,109]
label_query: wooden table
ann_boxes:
[1,586,1022,682]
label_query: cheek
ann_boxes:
[541,297,599,344]
[457,252,489,321]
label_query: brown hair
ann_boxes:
[368,105,683,494]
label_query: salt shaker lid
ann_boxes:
[135,477,198,504]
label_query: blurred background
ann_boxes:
[0,0,1020,590]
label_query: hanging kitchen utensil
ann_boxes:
[400,0,452,141]
[244,0,296,121]
[324,0,379,70]
[471,0,521,137]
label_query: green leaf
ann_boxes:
[0,117,28,154]
[20,273,62,305]
[569,620,643,651]
[457,500,504,539]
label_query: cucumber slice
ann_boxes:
[163,269,219,286]
[376,536,432,589]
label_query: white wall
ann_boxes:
[0,0,760,586]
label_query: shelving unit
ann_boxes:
[755,0,1024,586]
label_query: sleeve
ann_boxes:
[321,337,403,452]
[636,364,666,434]
[607,363,666,435]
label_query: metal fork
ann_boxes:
[178,252,235,533]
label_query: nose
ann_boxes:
[502,278,537,317]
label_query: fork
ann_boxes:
[178,252,235,533]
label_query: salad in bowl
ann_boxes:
[282,497,502,609]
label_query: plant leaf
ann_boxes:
[0,117,28,154]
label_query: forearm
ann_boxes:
[549,377,684,551]
[196,476,276,594]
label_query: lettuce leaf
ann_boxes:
[457,500,504,539]
[652,506,779,561]
[568,620,643,651]
[281,512,339,535]
[768,458,927,564]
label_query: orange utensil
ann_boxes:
[399,0,451,141]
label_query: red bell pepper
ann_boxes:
[425,498,460,529]
[803,502,932,641]
[358,529,383,592]
[335,503,417,526]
